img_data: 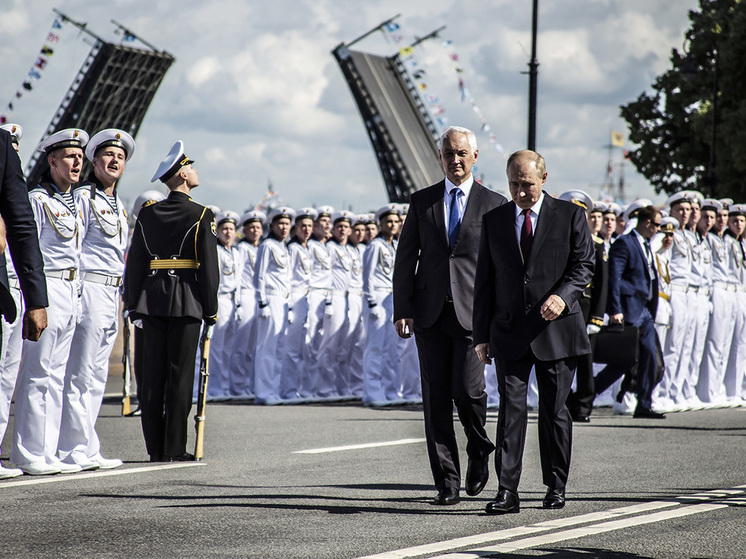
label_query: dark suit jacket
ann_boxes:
[473,194,595,361]
[0,130,48,321]
[606,231,658,324]
[393,180,507,330]
[124,190,219,324]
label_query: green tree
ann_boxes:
[620,0,746,199]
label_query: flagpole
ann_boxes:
[527,0,539,151]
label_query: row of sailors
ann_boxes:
[204,204,421,406]
[566,190,746,414]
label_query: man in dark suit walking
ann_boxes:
[473,150,594,514]
[393,126,506,506]
[593,205,664,419]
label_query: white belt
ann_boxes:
[219,290,237,300]
[670,284,689,293]
[373,287,393,293]
[291,288,310,297]
[712,281,736,292]
[330,289,347,298]
[688,285,700,294]
[310,287,330,295]
[47,268,77,281]
[699,287,711,297]
[265,287,290,298]
[347,288,363,297]
[83,271,122,287]
[9,277,20,291]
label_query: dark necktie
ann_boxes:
[644,240,654,300]
[520,208,533,264]
[448,188,462,249]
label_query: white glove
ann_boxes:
[324,303,334,317]
[370,305,382,320]
[287,308,295,324]
[587,323,601,335]
[708,301,714,315]
[204,324,215,339]
[133,319,143,329]
[260,305,271,318]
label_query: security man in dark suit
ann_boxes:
[393,125,506,506]
[124,141,218,462]
[474,150,594,514]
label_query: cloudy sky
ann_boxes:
[1,0,699,214]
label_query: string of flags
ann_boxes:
[1,16,66,124]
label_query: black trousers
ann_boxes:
[140,316,201,458]
[414,301,494,492]
[494,348,576,493]
[568,297,596,417]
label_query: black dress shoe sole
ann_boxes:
[433,497,461,506]
[465,479,488,497]
[542,501,565,509]
[485,504,520,515]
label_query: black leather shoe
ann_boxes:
[571,414,591,423]
[542,488,566,509]
[485,488,520,514]
[465,456,489,496]
[149,455,163,462]
[165,453,196,462]
[432,488,460,506]
[633,406,665,419]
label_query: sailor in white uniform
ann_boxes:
[206,211,243,401]
[57,129,134,471]
[279,207,316,401]
[300,206,333,400]
[253,206,293,404]
[228,210,264,399]
[362,204,402,406]
[650,217,676,411]
[724,204,746,405]
[11,129,88,475]
[343,214,367,398]
[660,191,696,411]
[316,210,355,400]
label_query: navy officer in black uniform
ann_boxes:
[124,141,218,462]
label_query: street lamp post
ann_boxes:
[527,0,539,151]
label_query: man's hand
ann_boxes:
[540,294,566,321]
[475,343,491,365]
[609,313,624,325]
[395,318,414,339]
[22,307,47,341]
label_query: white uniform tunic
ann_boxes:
[206,242,243,400]
[662,229,695,406]
[228,241,258,399]
[300,238,332,400]
[252,236,290,404]
[343,242,365,398]
[315,239,352,400]
[724,234,746,403]
[0,250,24,454]
[12,186,82,468]
[698,232,737,404]
[362,237,401,405]
[58,185,128,465]
[279,239,312,400]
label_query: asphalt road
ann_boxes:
[2,377,744,559]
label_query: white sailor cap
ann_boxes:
[239,210,266,225]
[85,129,135,162]
[719,198,734,210]
[728,204,746,217]
[590,201,608,214]
[295,207,318,222]
[131,189,166,220]
[353,213,368,225]
[375,204,401,222]
[364,212,377,224]
[267,206,296,223]
[605,202,622,216]
[685,190,704,208]
[557,190,593,212]
[331,210,355,225]
[37,128,88,154]
[151,140,194,183]
[665,191,698,209]
[660,216,679,233]
[216,210,240,227]
[207,205,221,219]
[399,203,410,215]
[0,123,23,144]
[623,198,654,223]
[701,198,723,213]
[315,205,334,219]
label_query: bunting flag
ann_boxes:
[611,130,625,147]
[1,16,66,124]
[442,38,505,154]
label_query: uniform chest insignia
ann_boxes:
[211,222,217,237]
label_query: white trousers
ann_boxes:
[396,323,421,401]
[206,293,238,400]
[362,293,399,404]
[0,287,23,454]
[698,286,736,403]
[12,278,78,466]
[315,293,349,399]
[300,290,327,399]
[252,295,288,404]
[683,290,710,401]
[663,289,694,404]
[58,282,119,463]
[724,290,746,401]
[343,293,365,398]
[228,289,257,398]
[279,292,309,400]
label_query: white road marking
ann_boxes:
[294,438,426,454]
[356,485,746,559]
[0,462,204,488]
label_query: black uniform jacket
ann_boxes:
[124,190,219,324]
